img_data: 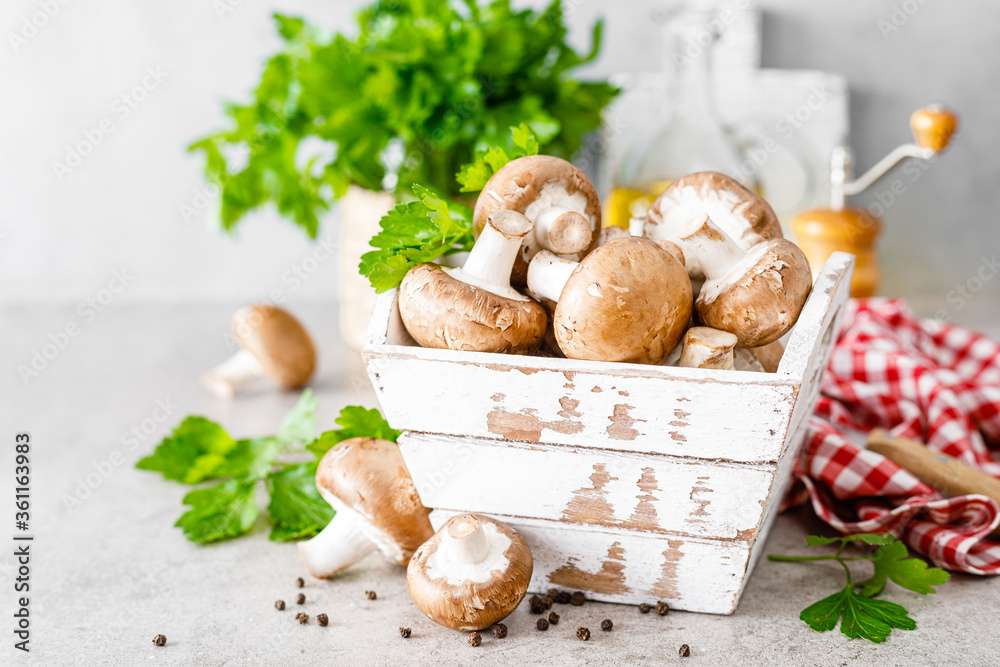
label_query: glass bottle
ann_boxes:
[605,9,756,230]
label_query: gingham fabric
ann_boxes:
[794,298,1000,574]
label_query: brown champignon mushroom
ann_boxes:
[398,210,548,353]
[526,237,692,363]
[678,327,738,370]
[201,304,316,398]
[298,437,432,578]
[407,513,533,631]
[734,340,785,373]
[474,156,601,285]
[644,172,811,347]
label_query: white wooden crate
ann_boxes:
[363,252,854,614]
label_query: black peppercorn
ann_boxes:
[399,627,412,639]
[467,631,482,647]
[274,599,286,611]
[655,601,669,616]
[152,634,166,647]
[576,626,590,641]
[296,612,309,624]
[540,595,554,610]
[529,595,545,614]
[601,619,613,632]
[365,590,377,600]
[492,623,508,639]
[536,617,549,631]
[547,611,559,626]
[553,590,571,604]
[317,613,329,627]
[570,591,586,606]
[679,644,691,657]
[638,603,652,614]
[295,577,305,588]
[296,593,306,605]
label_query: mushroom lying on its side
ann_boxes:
[679,327,738,370]
[398,210,548,353]
[474,155,601,285]
[298,438,433,578]
[407,513,533,631]
[645,172,812,347]
[527,237,692,363]
[201,305,316,398]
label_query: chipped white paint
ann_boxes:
[431,510,751,614]
[367,254,854,613]
[400,432,774,540]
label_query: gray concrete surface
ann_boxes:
[4,302,1000,665]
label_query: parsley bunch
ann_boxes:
[189,1,619,238]
[769,533,950,643]
[136,391,399,544]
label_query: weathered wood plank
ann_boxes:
[430,510,751,614]
[401,432,775,540]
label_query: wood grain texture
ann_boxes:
[430,510,751,614]
[400,432,774,540]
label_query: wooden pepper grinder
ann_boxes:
[791,105,958,297]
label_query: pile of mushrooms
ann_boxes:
[396,160,814,372]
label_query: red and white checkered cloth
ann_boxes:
[794,298,1000,574]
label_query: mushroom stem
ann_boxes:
[534,208,592,254]
[201,349,263,398]
[679,217,746,281]
[443,514,490,564]
[298,508,376,578]
[526,250,579,303]
[447,210,532,301]
[679,327,738,370]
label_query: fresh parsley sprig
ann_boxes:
[769,533,950,643]
[136,391,399,545]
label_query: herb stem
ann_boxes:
[767,555,867,563]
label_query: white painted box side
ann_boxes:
[401,433,774,540]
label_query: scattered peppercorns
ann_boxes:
[296,593,306,605]
[317,613,329,627]
[536,617,549,631]
[553,590,571,604]
[152,634,167,647]
[576,626,591,641]
[296,577,305,588]
[529,595,546,614]
[365,590,377,600]
[274,599,286,611]
[655,601,669,616]
[601,619,613,632]
[467,631,482,647]
[399,627,412,639]
[295,612,309,624]
[638,603,652,614]
[679,644,691,657]
[547,611,559,626]
[492,623,508,639]
[570,591,586,606]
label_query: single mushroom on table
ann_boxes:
[398,209,548,353]
[474,155,601,285]
[298,437,433,579]
[201,304,316,398]
[527,237,692,363]
[679,327,738,370]
[645,171,812,347]
[407,513,533,631]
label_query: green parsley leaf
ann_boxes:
[277,389,317,446]
[801,586,916,643]
[175,479,260,544]
[860,540,950,597]
[456,124,540,193]
[265,462,335,542]
[213,437,283,480]
[805,533,897,548]
[136,416,236,484]
[306,405,400,459]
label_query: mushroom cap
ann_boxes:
[231,305,316,389]
[398,263,548,353]
[644,171,782,281]
[407,514,533,631]
[315,437,432,565]
[474,155,601,285]
[697,238,812,347]
[553,237,693,363]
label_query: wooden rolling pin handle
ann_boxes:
[867,430,1000,506]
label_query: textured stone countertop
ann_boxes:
[4,302,999,666]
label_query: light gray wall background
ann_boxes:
[3,0,997,325]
